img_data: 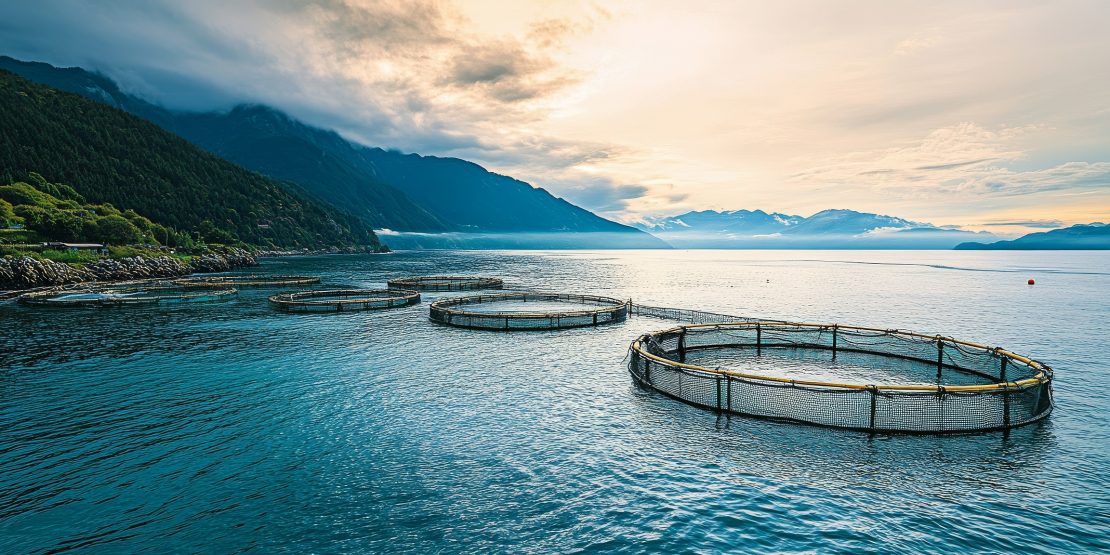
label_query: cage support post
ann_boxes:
[832,324,838,359]
[725,375,732,412]
[715,376,722,411]
[756,323,762,356]
[868,385,878,433]
[936,339,944,383]
[1000,356,1011,428]
[678,328,687,363]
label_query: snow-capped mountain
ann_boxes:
[637,209,999,248]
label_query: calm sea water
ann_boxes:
[1,250,1108,553]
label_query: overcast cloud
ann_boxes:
[2,0,1107,231]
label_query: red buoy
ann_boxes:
[1028,279,1035,285]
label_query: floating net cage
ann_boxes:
[430,292,628,330]
[269,288,421,313]
[629,322,1053,434]
[176,275,320,288]
[387,276,503,292]
[20,285,237,307]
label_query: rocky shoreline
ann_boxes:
[0,248,257,292]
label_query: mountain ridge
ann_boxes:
[638,208,999,249]
[955,223,1109,250]
[0,56,665,248]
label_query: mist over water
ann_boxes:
[2,250,1108,553]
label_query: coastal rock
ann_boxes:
[188,248,257,273]
[0,247,258,291]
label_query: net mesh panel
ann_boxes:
[388,276,503,292]
[632,304,759,324]
[21,288,237,306]
[630,322,1052,434]
[270,289,420,313]
[430,293,628,330]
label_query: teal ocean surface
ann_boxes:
[2,250,1108,553]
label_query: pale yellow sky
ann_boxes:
[447,1,1110,232]
[6,0,1110,233]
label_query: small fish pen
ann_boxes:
[20,285,237,307]
[430,292,628,330]
[387,276,503,292]
[629,322,1053,434]
[176,275,320,288]
[269,288,421,313]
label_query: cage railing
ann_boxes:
[388,276,503,292]
[269,288,420,312]
[629,321,1053,433]
[430,292,628,330]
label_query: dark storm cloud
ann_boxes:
[289,0,448,48]
[0,0,585,170]
[441,40,577,104]
[0,1,682,218]
[450,44,531,84]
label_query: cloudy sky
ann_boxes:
[3,0,1108,232]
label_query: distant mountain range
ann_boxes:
[956,223,1109,250]
[0,56,665,249]
[637,209,1000,249]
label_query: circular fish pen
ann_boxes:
[269,288,421,313]
[176,275,320,288]
[430,292,628,330]
[388,276,503,292]
[629,322,1053,434]
[20,286,237,307]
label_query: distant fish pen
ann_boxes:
[430,292,628,330]
[388,276,503,292]
[176,275,320,288]
[20,286,237,307]
[269,288,420,313]
[629,322,1053,434]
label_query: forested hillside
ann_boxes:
[0,70,379,249]
[0,173,197,247]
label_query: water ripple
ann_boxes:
[1,250,1108,553]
